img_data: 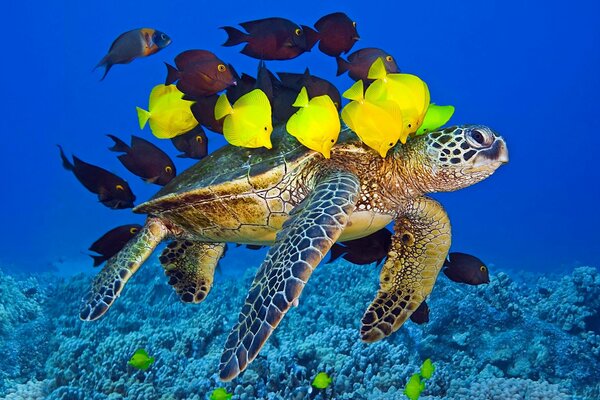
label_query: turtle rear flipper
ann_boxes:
[160,241,225,303]
[219,170,361,381]
[360,197,451,342]
[79,218,168,321]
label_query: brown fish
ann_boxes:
[327,227,392,265]
[58,145,135,209]
[165,50,236,98]
[170,126,208,160]
[222,17,312,60]
[226,61,278,104]
[107,135,176,186]
[443,252,490,285]
[409,301,430,325]
[89,224,142,267]
[96,28,171,80]
[305,12,359,57]
[277,68,342,110]
[191,95,224,134]
[336,48,399,81]
[271,84,300,123]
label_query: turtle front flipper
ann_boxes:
[219,170,361,381]
[159,241,225,303]
[79,217,168,321]
[360,197,451,342]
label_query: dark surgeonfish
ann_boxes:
[89,224,142,267]
[236,244,265,250]
[327,227,392,265]
[277,68,342,110]
[165,50,236,98]
[443,252,490,285]
[227,61,278,104]
[96,28,171,80]
[221,17,313,60]
[303,12,359,57]
[191,95,224,134]
[171,126,208,160]
[58,145,135,209]
[409,301,430,325]
[107,135,176,186]
[336,48,399,81]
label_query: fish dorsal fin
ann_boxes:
[134,348,148,357]
[292,87,309,108]
[149,84,174,109]
[214,94,234,120]
[234,89,271,111]
[367,57,387,80]
[342,80,364,101]
[309,94,336,111]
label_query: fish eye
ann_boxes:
[161,33,166,40]
[385,55,393,62]
[195,135,203,143]
[217,64,226,72]
[295,28,302,36]
[352,21,357,28]
[115,184,124,191]
[330,139,335,143]
[264,126,268,131]
[130,227,138,234]
[389,142,393,146]
[408,123,412,128]
[480,265,487,272]
[165,165,173,173]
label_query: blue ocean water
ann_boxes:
[2,0,600,399]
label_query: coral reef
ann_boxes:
[0,260,598,399]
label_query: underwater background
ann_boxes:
[1,0,599,399]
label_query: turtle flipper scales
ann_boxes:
[79,218,168,321]
[219,170,360,381]
[360,197,451,342]
[159,241,225,303]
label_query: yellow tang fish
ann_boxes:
[416,104,455,135]
[365,58,430,139]
[214,89,273,149]
[341,80,403,158]
[286,87,341,158]
[136,84,198,139]
[127,348,154,371]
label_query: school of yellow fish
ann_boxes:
[137,57,455,157]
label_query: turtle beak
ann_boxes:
[472,139,509,168]
[495,138,509,164]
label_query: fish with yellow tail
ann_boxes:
[341,79,403,157]
[214,89,273,149]
[136,84,197,139]
[365,58,430,139]
[416,103,455,135]
[286,87,340,158]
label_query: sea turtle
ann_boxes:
[80,124,508,381]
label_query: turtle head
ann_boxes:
[414,125,508,192]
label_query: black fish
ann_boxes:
[171,126,208,160]
[89,224,142,266]
[191,95,224,134]
[165,50,236,98]
[226,65,258,104]
[108,135,176,186]
[58,145,135,209]
[96,28,171,80]
[409,301,430,325]
[336,48,399,81]
[327,228,392,265]
[222,17,313,60]
[277,68,341,110]
[236,244,265,250]
[305,12,359,57]
[226,61,278,104]
[443,252,490,285]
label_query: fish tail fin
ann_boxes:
[221,26,249,47]
[327,243,346,264]
[292,87,309,108]
[164,62,180,85]
[367,57,387,80]
[342,80,364,101]
[57,145,74,171]
[90,255,105,267]
[302,25,319,50]
[136,107,151,129]
[336,57,349,76]
[107,135,130,152]
[214,94,233,120]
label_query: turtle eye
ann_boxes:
[480,265,487,272]
[130,227,138,234]
[466,128,492,148]
[165,165,173,174]
[115,184,124,191]
[217,64,226,72]
[295,28,302,36]
[195,135,203,143]
[385,55,393,62]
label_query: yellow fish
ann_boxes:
[416,104,455,135]
[127,348,154,371]
[311,372,333,389]
[341,80,403,158]
[286,87,341,158]
[366,58,430,138]
[136,84,197,139]
[214,89,273,149]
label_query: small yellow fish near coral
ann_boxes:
[137,84,198,139]
[286,87,341,158]
[127,348,154,371]
[312,371,333,389]
[366,58,430,139]
[341,79,404,157]
[416,104,455,135]
[214,89,273,149]
[209,387,233,400]
[420,358,435,379]
[404,373,425,400]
